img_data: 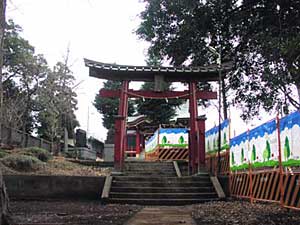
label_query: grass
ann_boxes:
[0,148,111,176]
[21,147,52,162]
[0,149,9,158]
[230,159,300,171]
[159,144,188,148]
[282,159,300,167]
[230,163,249,171]
[1,154,44,172]
[251,160,279,168]
[206,144,230,154]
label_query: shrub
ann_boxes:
[0,150,8,158]
[22,147,52,162]
[63,150,77,159]
[1,154,43,172]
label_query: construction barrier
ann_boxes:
[206,111,300,210]
[230,169,300,210]
[146,147,188,161]
[145,128,189,161]
[205,150,230,175]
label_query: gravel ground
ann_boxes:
[11,200,141,225]
[192,201,300,225]
[10,200,300,225]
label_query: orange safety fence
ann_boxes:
[205,150,230,175]
[146,147,188,161]
[230,168,300,210]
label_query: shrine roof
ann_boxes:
[84,59,232,82]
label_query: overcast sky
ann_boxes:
[6,0,274,142]
[7,0,151,141]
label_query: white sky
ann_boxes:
[6,0,275,142]
[7,0,149,141]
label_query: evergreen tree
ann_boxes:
[223,132,227,145]
[3,20,49,132]
[93,80,135,130]
[231,152,235,165]
[241,148,244,163]
[135,81,183,125]
[251,145,257,162]
[284,136,291,161]
[263,140,271,162]
[36,62,79,142]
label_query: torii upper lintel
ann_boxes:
[84,58,231,82]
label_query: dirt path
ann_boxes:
[11,200,141,225]
[125,206,196,225]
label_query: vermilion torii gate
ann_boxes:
[85,59,229,174]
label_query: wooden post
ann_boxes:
[135,129,141,158]
[197,116,206,169]
[249,162,253,204]
[114,116,123,170]
[276,115,284,207]
[189,82,198,174]
[114,81,129,171]
[214,152,218,176]
[247,129,253,204]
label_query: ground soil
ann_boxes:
[2,157,111,177]
[11,200,141,225]
[10,200,300,225]
[192,201,300,225]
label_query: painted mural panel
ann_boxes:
[249,119,278,168]
[205,119,230,153]
[145,130,158,153]
[221,119,230,150]
[280,111,300,166]
[230,132,249,171]
[158,128,188,148]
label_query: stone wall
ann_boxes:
[1,126,53,151]
[4,175,105,200]
[103,144,114,161]
[217,175,230,196]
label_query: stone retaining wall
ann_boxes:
[4,175,105,200]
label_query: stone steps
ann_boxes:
[113,176,210,182]
[107,161,219,205]
[111,186,215,193]
[125,172,177,176]
[109,198,219,205]
[112,181,213,188]
[110,192,218,199]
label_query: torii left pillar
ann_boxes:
[114,81,129,171]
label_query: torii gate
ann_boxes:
[85,59,229,174]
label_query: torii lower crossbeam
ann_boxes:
[99,89,217,100]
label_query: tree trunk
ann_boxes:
[0,171,12,225]
[0,1,13,224]
[221,76,228,120]
[0,0,5,146]
[64,127,68,153]
[297,84,300,109]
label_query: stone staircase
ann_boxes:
[107,161,220,205]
